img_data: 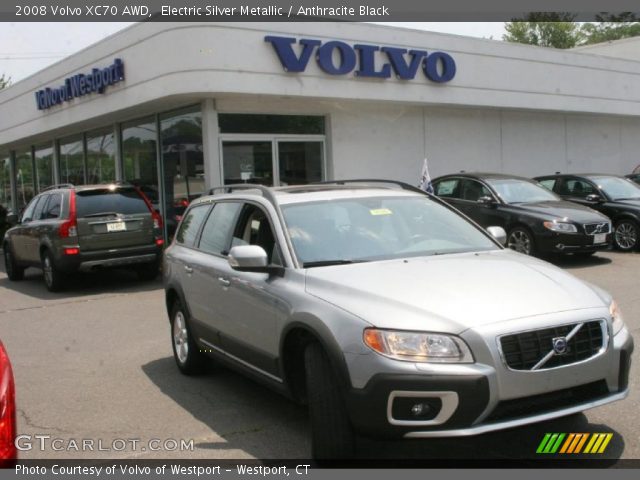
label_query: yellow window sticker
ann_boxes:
[369,208,393,216]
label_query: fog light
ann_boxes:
[391,396,442,421]
[411,403,431,417]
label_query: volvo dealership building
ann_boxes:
[1,22,640,233]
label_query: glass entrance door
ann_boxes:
[221,138,324,186]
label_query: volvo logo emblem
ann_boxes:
[593,223,607,234]
[552,337,568,355]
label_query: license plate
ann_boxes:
[106,221,126,232]
[593,233,607,244]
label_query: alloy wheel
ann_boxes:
[615,222,638,250]
[173,311,189,364]
[507,230,532,255]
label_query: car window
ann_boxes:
[20,196,41,223]
[282,196,498,265]
[434,179,460,198]
[198,202,242,255]
[232,204,282,265]
[459,179,492,202]
[32,194,49,220]
[559,179,595,197]
[486,178,559,204]
[538,179,556,191]
[44,193,62,219]
[75,187,150,217]
[590,176,640,201]
[175,204,211,247]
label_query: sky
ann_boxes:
[0,22,507,83]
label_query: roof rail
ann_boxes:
[207,184,279,207]
[41,183,74,192]
[312,179,427,195]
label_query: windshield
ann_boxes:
[486,179,559,204]
[590,176,640,201]
[281,196,499,266]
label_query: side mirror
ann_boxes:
[228,245,283,275]
[486,226,507,246]
[5,213,18,226]
[585,194,603,203]
[477,196,496,207]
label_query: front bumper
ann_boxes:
[535,231,612,253]
[343,325,633,439]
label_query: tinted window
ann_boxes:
[199,202,242,255]
[459,179,492,202]
[32,194,49,220]
[21,196,41,222]
[75,188,150,217]
[176,204,211,247]
[45,193,62,219]
[559,179,595,197]
[538,179,556,191]
[435,179,460,198]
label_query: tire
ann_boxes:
[3,244,24,281]
[170,300,207,375]
[304,342,355,459]
[613,220,639,251]
[42,250,66,292]
[507,227,536,256]
[136,261,159,281]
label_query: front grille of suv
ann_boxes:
[499,320,606,371]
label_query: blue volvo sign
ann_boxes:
[264,36,456,82]
[35,58,125,111]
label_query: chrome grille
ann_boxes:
[584,222,611,235]
[499,320,607,371]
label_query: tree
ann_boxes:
[503,13,583,49]
[0,74,10,90]
[580,13,640,45]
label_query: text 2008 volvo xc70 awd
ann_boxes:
[163,180,633,459]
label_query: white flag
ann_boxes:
[418,158,434,194]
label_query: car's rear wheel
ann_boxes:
[170,300,206,375]
[136,260,159,281]
[613,220,639,251]
[3,244,24,281]
[507,227,536,256]
[304,342,355,459]
[42,250,65,292]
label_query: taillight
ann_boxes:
[58,191,77,238]
[155,238,164,246]
[0,342,16,461]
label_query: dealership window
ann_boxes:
[59,136,86,186]
[86,128,116,184]
[160,107,204,238]
[219,114,325,187]
[0,151,11,212]
[122,117,158,208]
[14,147,35,208]
[34,143,54,192]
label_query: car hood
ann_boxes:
[614,198,640,210]
[305,250,607,333]
[512,201,608,223]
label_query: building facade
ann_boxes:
[2,22,640,235]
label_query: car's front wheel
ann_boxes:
[507,227,536,256]
[304,342,355,459]
[3,244,24,281]
[42,250,65,292]
[170,300,206,375]
[613,220,639,251]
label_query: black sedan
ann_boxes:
[432,173,612,256]
[626,173,640,186]
[535,173,640,251]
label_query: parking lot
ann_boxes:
[0,250,638,462]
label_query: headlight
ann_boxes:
[363,328,474,363]
[610,300,625,336]
[543,220,577,233]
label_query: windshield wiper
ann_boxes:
[303,259,366,268]
[81,212,121,218]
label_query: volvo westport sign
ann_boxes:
[35,59,125,111]
[265,36,456,82]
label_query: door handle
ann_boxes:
[218,277,231,287]
[184,265,193,274]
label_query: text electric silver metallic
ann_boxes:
[163,180,633,459]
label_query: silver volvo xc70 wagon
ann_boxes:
[163,180,633,459]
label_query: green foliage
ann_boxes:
[580,13,640,45]
[503,13,583,49]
